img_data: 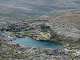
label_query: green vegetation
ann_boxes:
[16,31,32,36]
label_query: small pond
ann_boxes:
[14,37,63,48]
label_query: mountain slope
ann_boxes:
[49,11,80,41]
[0,0,80,21]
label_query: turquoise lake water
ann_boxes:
[15,37,62,48]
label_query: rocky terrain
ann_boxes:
[0,11,80,60]
[0,0,80,60]
[48,11,80,41]
[0,38,70,60]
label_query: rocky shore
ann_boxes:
[0,31,80,60]
[0,38,70,60]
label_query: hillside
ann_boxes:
[49,11,80,42]
[0,0,80,22]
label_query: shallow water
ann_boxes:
[14,37,63,48]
